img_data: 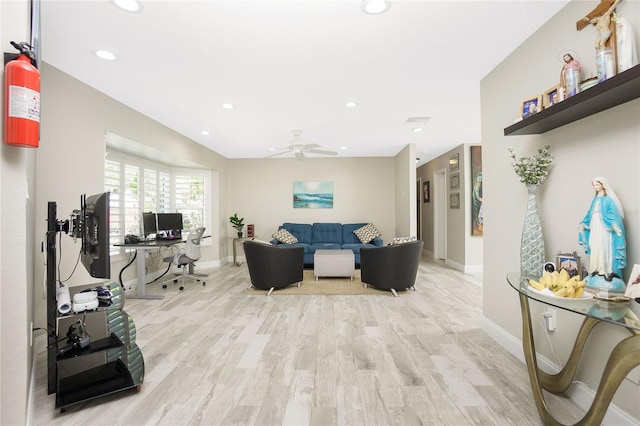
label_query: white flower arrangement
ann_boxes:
[508,144,553,186]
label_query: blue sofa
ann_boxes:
[270,222,383,265]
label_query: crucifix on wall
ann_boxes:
[577,0,621,72]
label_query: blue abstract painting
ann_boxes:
[293,181,333,209]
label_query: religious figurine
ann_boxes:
[583,0,622,50]
[560,53,582,98]
[613,11,639,72]
[578,177,627,296]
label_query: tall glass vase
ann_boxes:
[520,184,545,278]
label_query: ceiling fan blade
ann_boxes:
[306,148,338,156]
[264,150,290,158]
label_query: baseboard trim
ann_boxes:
[481,316,639,425]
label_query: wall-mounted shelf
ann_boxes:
[504,64,640,136]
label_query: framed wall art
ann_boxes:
[423,180,430,203]
[449,153,459,171]
[470,146,483,236]
[293,181,334,209]
[449,192,460,209]
[449,173,459,190]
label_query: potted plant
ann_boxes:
[229,213,245,238]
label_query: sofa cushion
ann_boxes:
[353,223,382,244]
[342,223,368,244]
[282,223,312,245]
[312,223,343,244]
[272,228,299,244]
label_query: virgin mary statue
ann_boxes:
[578,177,627,295]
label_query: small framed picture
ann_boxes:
[625,264,640,299]
[521,95,542,119]
[556,253,580,277]
[449,153,459,171]
[449,192,460,209]
[543,85,560,109]
[449,173,460,190]
[423,180,430,203]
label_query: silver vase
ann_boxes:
[520,184,545,278]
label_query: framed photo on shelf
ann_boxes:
[556,253,580,277]
[521,95,542,119]
[449,192,460,209]
[449,153,459,171]
[449,173,459,190]
[423,180,430,203]
[543,85,560,109]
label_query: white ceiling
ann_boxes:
[39,0,569,165]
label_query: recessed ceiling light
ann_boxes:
[345,101,358,108]
[267,147,276,151]
[413,127,423,132]
[222,103,235,109]
[110,0,142,13]
[94,50,117,61]
[201,131,210,136]
[340,146,348,150]
[362,0,391,15]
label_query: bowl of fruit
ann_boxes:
[528,269,593,301]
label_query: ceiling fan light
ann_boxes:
[345,101,358,108]
[362,0,391,15]
[110,0,142,13]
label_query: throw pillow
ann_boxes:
[272,228,298,244]
[392,236,416,245]
[353,223,381,244]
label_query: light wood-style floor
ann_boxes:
[33,256,585,425]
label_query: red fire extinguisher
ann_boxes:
[4,41,40,148]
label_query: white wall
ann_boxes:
[1,1,34,424]
[482,0,640,420]
[227,157,396,248]
[33,63,231,318]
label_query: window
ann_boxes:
[105,150,210,257]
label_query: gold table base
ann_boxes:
[519,293,640,425]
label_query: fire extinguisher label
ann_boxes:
[8,85,40,123]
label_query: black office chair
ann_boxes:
[161,227,206,290]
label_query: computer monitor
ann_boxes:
[157,212,183,232]
[80,192,111,278]
[142,212,157,237]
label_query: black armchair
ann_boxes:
[359,240,424,297]
[243,241,304,295]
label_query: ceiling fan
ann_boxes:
[266,129,338,160]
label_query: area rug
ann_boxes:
[245,270,400,296]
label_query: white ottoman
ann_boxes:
[314,249,355,281]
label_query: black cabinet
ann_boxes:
[48,283,144,412]
[504,64,640,136]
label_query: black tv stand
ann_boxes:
[46,201,144,413]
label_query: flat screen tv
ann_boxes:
[81,192,111,278]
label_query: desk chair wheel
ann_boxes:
[162,284,167,289]
[179,285,184,290]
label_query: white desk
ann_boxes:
[115,239,184,299]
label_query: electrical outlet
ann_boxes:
[544,308,556,331]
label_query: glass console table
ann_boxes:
[506,272,640,425]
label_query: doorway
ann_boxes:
[416,178,422,240]
[434,168,446,259]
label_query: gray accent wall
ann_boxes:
[482,0,640,420]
